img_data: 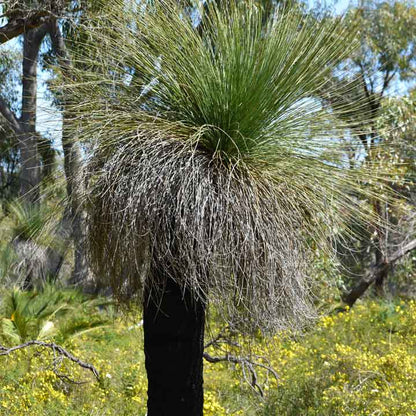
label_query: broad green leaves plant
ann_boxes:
[0,284,111,344]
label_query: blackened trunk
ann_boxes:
[143,276,205,416]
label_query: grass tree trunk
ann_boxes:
[143,271,205,416]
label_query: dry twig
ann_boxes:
[0,340,100,383]
[203,352,278,397]
[204,328,278,396]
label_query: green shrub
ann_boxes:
[263,300,416,416]
[0,284,111,345]
[0,297,415,415]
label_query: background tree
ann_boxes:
[321,0,416,303]
[0,46,20,202]
[342,92,416,306]
[0,1,68,203]
[0,0,93,287]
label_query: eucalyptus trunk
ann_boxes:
[49,19,90,288]
[62,111,90,287]
[19,25,48,203]
[143,270,205,416]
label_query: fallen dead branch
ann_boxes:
[0,340,100,383]
[204,328,279,396]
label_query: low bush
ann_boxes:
[0,289,415,415]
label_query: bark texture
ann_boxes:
[0,12,50,44]
[48,19,90,287]
[344,239,416,307]
[143,274,205,416]
[19,25,48,203]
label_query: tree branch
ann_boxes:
[343,238,416,307]
[0,340,100,382]
[0,96,22,134]
[380,69,396,97]
[0,12,51,44]
[204,327,279,396]
[203,352,278,396]
[387,239,416,264]
[48,17,71,71]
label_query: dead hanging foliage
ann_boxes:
[87,137,314,332]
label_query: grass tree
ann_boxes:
[61,1,389,414]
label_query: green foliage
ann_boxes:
[8,201,52,243]
[60,0,396,333]
[0,48,20,202]
[262,300,416,415]
[0,244,18,285]
[350,1,416,82]
[0,47,20,112]
[323,0,416,157]
[6,199,65,252]
[1,297,415,415]
[0,284,111,345]
[0,200,68,287]
[378,94,416,187]
[68,0,365,163]
[0,210,18,284]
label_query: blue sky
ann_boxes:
[0,0,413,148]
[308,0,351,13]
[1,35,63,146]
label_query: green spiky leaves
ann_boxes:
[62,0,394,332]
[68,1,363,161]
